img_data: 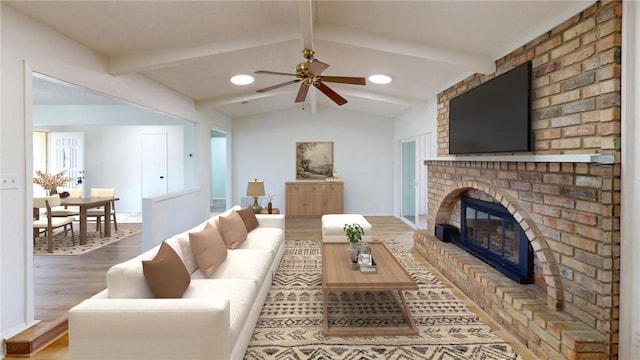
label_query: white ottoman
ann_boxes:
[321,214,373,242]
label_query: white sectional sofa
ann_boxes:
[68,206,285,360]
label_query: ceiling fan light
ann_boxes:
[230,74,254,85]
[368,74,392,84]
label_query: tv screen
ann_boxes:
[449,62,531,154]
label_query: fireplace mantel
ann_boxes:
[423,153,614,164]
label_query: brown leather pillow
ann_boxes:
[218,210,248,249]
[142,242,190,298]
[189,223,227,277]
[237,207,259,233]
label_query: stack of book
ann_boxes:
[359,257,377,273]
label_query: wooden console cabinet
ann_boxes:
[285,181,343,217]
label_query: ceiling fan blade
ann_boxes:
[308,59,329,76]
[255,70,298,77]
[314,81,347,106]
[320,76,366,86]
[295,83,310,103]
[256,79,300,93]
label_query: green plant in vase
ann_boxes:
[344,223,364,267]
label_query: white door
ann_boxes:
[141,133,168,197]
[49,132,84,192]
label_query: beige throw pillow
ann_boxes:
[237,207,259,233]
[218,210,248,249]
[142,242,190,298]
[189,223,228,277]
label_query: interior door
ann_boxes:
[141,133,168,197]
[401,140,417,226]
[49,132,84,192]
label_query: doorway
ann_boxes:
[210,129,227,213]
[400,134,430,229]
[141,132,168,198]
[401,140,417,226]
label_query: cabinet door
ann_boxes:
[305,187,325,216]
[324,184,344,214]
[286,184,305,216]
[287,191,305,216]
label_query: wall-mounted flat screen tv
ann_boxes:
[449,62,532,154]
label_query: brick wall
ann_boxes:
[437,1,621,160]
[420,1,621,358]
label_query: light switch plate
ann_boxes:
[0,173,19,190]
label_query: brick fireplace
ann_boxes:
[414,1,621,359]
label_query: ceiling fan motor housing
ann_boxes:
[296,62,310,76]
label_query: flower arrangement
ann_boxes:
[33,170,72,194]
[266,193,276,203]
[264,193,276,214]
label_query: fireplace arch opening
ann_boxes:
[431,181,564,309]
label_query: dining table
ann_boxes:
[61,197,120,245]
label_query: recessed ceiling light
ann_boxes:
[368,74,392,85]
[230,74,254,85]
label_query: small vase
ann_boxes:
[348,242,359,269]
[267,201,273,214]
[49,188,58,195]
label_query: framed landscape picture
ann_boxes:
[296,142,333,180]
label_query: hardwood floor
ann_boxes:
[10,216,535,359]
[34,223,143,322]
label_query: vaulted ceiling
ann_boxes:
[7,0,595,118]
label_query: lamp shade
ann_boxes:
[246,179,265,197]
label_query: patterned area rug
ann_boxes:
[245,240,522,360]
[33,225,140,255]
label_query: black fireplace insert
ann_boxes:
[453,195,533,284]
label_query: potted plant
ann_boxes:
[344,223,364,266]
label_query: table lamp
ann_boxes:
[246,178,265,213]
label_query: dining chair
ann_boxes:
[33,194,75,253]
[86,188,118,236]
[49,188,83,218]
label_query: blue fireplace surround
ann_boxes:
[454,195,533,284]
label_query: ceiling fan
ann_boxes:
[255,49,366,106]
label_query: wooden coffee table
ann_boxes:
[321,242,419,336]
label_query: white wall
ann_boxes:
[142,189,206,252]
[0,4,228,347]
[394,98,437,145]
[33,104,188,126]
[233,106,394,215]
